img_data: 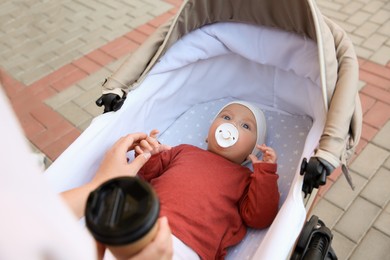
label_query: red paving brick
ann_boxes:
[148,12,174,28]
[31,120,75,150]
[109,40,139,59]
[30,103,63,129]
[124,30,149,44]
[86,49,115,67]
[51,69,88,91]
[42,129,81,160]
[359,92,376,114]
[359,69,390,90]
[360,60,390,81]
[137,24,156,36]
[18,113,46,138]
[72,56,102,75]
[363,101,390,129]
[361,84,390,104]
[361,122,379,141]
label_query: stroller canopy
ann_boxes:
[102,0,361,180]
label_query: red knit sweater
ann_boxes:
[137,144,279,259]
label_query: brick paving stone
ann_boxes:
[362,0,385,13]
[353,21,380,38]
[370,9,390,24]
[362,34,388,51]
[56,101,92,128]
[370,45,390,65]
[353,46,374,60]
[363,101,390,128]
[385,157,390,170]
[323,170,368,209]
[0,0,172,85]
[341,1,364,14]
[373,121,390,150]
[334,196,381,243]
[347,11,371,26]
[349,229,390,260]
[360,167,390,207]
[361,85,390,104]
[350,143,388,179]
[310,199,344,229]
[73,87,102,108]
[361,122,379,141]
[331,231,356,260]
[44,86,84,110]
[373,203,390,236]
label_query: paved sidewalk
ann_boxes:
[1,0,389,259]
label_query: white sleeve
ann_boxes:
[0,87,96,260]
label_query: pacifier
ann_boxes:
[215,123,239,148]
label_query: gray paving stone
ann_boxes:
[350,143,389,179]
[45,86,84,110]
[73,87,102,108]
[347,11,371,26]
[349,229,390,260]
[362,0,385,14]
[341,1,364,14]
[358,80,367,91]
[374,203,390,236]
[331,231,356,260]
[378,20,390,36]
[361,167,390,208]
[334,196,381,243]
[0,0,172,85]
[348,33,365,46]
[353,21,380,38]
[385,157,390,170]
[371,45,390,66]
[362,33,388,51]
[324,170,367,210]
[311,199,344,228]
[353,45,374,59]
[56,101,92,128]
[84,102,104,118]
[369,9,390,24]
[76,69,111,91]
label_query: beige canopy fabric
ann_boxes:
[102,0,361,169]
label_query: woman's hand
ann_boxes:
[248,144,277,164]
[61,133,153,219]
[90,133,152,188]
[134,129,171,156]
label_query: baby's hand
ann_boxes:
[248,144,277,164]
[135,129,171,156]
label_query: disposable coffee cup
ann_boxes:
[85,177,160,259]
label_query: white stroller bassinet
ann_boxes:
[45,0,361,259]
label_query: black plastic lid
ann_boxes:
[85,177,160,245]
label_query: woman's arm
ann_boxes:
[61,133,151,219]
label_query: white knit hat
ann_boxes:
[214,101,267,158]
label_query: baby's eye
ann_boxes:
[242,123,250,130]
[223,115,231,120]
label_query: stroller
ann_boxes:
[45,0,362,259]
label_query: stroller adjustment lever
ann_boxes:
[96,92,126,113]
[300,157,335,197]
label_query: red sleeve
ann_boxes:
[137,149,173,182]
[239,163,280,229]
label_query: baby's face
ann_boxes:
[207,104,257,164]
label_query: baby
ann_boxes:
[136,101,280,259]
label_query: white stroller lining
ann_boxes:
[45,23,326,259]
